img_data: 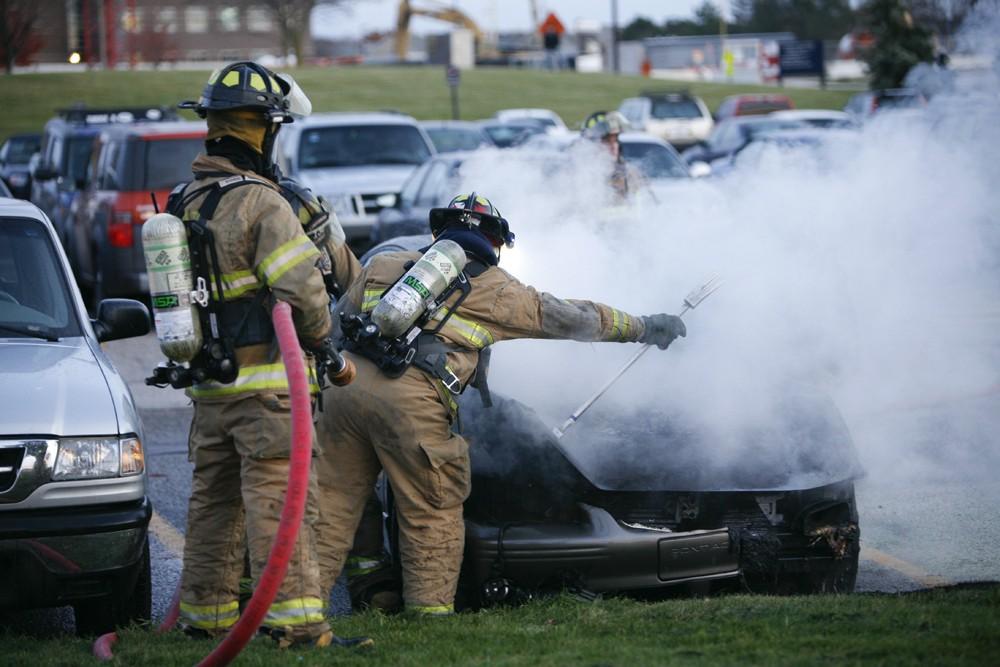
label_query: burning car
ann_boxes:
[360,237,862,609]
[454,389,862,607]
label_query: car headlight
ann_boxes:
[53,436,144,480]
[8,173,28,187]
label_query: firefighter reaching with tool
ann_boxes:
[315,192,687,616]
[144,61,369,649]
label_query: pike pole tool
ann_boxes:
[552,276,723,439]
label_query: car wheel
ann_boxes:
[73,535,152,636]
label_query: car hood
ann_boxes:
[0,338,118,437]
[297,165,417,196]
[461,391,863,493]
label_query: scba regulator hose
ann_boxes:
[95,301,317,666]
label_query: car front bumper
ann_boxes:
[463,503,741,596]
[0,497,151,611]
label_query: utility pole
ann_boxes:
[610,0,620,73]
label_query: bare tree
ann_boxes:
[0,0,42,74]
[262,0,351,65]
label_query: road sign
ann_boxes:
[446,65,460,88]
[779,40,825,77]
[539,12,565,35]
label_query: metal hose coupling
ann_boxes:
[312,337,355,387]
[327,351,356,386]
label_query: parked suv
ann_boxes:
[0,197,152,635]
[0,133,41,199]
[618,91,714,148]
[31,107,177,255]
[68,121,206,306]
[275,112,435,252]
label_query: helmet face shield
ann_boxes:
[275,72,312,120]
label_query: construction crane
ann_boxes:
[395,0,484,61]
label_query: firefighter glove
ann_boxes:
[640,313,686,350]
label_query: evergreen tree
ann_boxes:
[860,0,935,89]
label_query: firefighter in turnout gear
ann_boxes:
[581,110,636,199]
[170,61,369,649]
[315,193,686,615]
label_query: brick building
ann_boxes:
[36,1,307,66]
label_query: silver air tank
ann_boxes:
[142,213,203,362]
[371,239,467,338]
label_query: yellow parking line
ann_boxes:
[861,546,951,588]
[150,511,186,558]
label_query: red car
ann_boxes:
[67,121,206,307]
[715,94,795,121]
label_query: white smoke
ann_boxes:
[453,15,1000,486]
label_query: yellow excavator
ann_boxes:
[394,0,484,61]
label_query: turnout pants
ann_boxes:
[315,355,470,614]
[179,394,330,640]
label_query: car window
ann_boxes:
[66,137,95,184]
[143,138,204,190]
[299,125,432,168]
[4,137,39,164]
[425,127,485,153]
[0,217,81,337]
[618,99,645,125]
[48,135,64,171]
[711,122,742,151]
[415,161,451,207]
[398,160,431,207]
[650,99,703,120]
[620,141,690,178]
[100,140,121,190]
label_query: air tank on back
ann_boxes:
[141,212,203,362]
[371,239,467,338]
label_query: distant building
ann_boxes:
[644,33,795,83]
[35,1,305,66]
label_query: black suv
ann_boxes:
[30,107,177,253]
[0,133,41,199]
[68,121,206,306]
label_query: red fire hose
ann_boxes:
[95,301,316,664]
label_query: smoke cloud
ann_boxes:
[453,16,1000,487]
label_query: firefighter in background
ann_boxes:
[581,110,636,199]
[170,61,368,649]
[314,193,687,615]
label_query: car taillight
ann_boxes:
[109,210,134,247]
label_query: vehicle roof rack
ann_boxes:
[55,105,179,124]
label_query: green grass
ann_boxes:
[4,585,999,666]
[4,66,858,143]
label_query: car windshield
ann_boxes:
[650,99,702,119]
[482,124,540,148]
[425,127,485,153]
[0,217,81,339]
[621,141,690,179]
[298,125,432,168]
[5,136,40,164]
[144,137,204,190]
[66,136,95,184]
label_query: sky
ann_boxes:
[313,0,708,39]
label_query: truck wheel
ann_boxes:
[74,535,152,636]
